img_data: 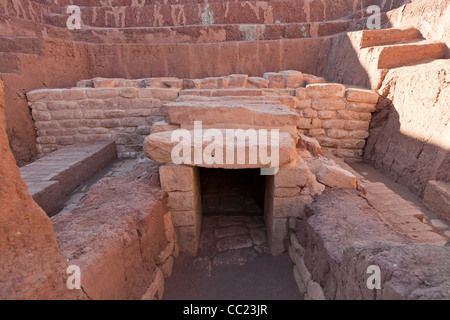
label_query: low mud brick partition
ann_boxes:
[27,71,380,160]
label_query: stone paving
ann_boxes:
[164,215,302,300]
[20,141,117,215]
[58,153,153,214]
[345,161,450,245]
[195,215,269,274]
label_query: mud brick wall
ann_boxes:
[27,73,379,160]
[296,83,379,159]
[27,85,178,158]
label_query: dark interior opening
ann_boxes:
[200,168,265,216]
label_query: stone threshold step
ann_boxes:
[20,141,117,216]
[358,28,423,49]
[372,40,447,69]
[44,21,350,44]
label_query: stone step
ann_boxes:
[164,98,300,131]
[20,142,117,216]
[0,36,43,55]
[45,21,350,44]
[177,94,300,109]
[0,52,20,74]
[179,88,297,97]
[359,27,423,48]
[374,40,447,69]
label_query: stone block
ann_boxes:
[27,89,62,102]
[343,120,370,131]
[263,72,285,88]
[279,70,304,88]
[137,88,154,98]
[326,129,349,139]
[301,109,318,118]
[321,120,345,129]
[61,89,87,100]
[307,129,325,137]
[312,99,346,111]
[227,74,248,88]
[149,89,179,101]
[144,129,296,169]
[101,119,121,128]
[171,208,201,227]
[305,281,326,300]
[51,110,74,120]
[345,88,379,104]
[346,102,377,113]
[199,77,218,89]
[315,163,357,189]
[92,78,117,88]
[295,88,307,100]
[298,118,322,129]
[336,110,360,120]
[273,196,301,218]
[274,157,315,188]
[274,187,301,197]
[159,165,198,192]
[56,136,74,145]
[104,110,126,118]
[305,77,326,85]
[297,100,312,110]
[316,137,340,148]
[46,101,79,111]
[176,224,201,256]
[265,217,288,256]
[348,130,370,139]
[247,77,268,88]
[32,110,52,121]
[317,111,335,119]
[86,88,119,99]
[151,121,179,134]
[163,79,183,89]
[119,88,138,98]
[306,84,345,99]
[167,191,197,211]
[339,139,366,149]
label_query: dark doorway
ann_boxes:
[199,168,265,216]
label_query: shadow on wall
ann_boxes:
[364,96,450,198]
[319,11,394,88]
[319,0,450,199]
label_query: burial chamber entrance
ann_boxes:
[200,168,265,217]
